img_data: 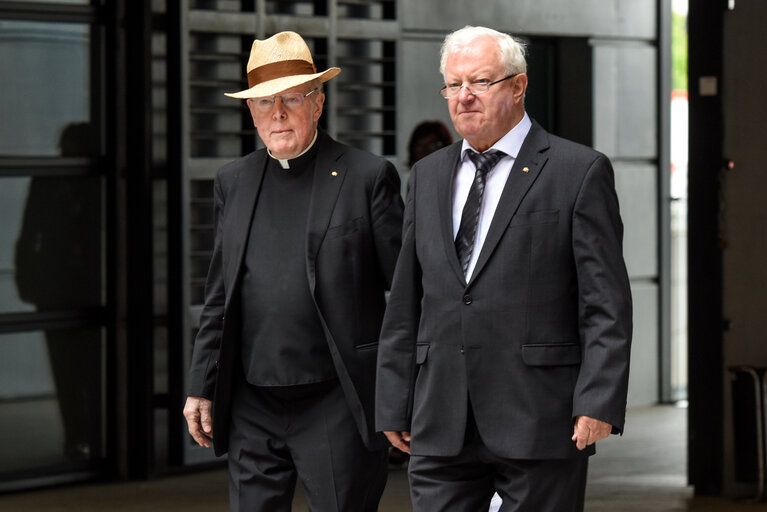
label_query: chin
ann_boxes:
[271,145,298,159]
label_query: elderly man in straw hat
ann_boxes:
[183,31,403,511]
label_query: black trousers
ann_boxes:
[408,407,588,512]
[228,376,387,512]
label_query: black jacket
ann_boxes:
[188,130,404,455]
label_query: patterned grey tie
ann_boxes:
[455,149,505,276]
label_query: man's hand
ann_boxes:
[572,415,612,450]
[184,396,214,448]
[384,431,411,454]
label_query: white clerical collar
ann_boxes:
[268,130,319,169]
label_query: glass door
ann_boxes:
[0,7,109,491]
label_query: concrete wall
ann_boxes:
[396,0,661,407]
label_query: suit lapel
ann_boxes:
[436,143,467,285]
[225,151,267,296]
[469,121,550,284]
[306,131,347,293]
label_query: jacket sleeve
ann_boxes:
[375,165,422,432]
[571,153,633,434]
[187,173,227,400]
[370,159,405,288]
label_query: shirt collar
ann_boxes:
[268,129,319,169]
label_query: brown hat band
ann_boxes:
[247,60,317,88]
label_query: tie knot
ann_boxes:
[467,149,504,174]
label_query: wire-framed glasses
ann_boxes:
[250,88,319,112]
[439,74,518,99]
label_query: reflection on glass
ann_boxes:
[0,20,91,156]
[13,173,103,309]
[0,124,104,315]
[0,328,104,473]
[14,123,103,309]
[0,177,36,314]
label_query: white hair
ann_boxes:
[439,26,527,79]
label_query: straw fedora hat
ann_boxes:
[225,31,341,99]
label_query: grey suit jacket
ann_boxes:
[188,130,404,456]
[375,119,632,459]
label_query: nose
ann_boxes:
[272,98,287,118]
[457,85,476,102]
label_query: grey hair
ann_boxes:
[439,26,527,79]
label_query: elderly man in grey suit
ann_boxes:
[375,26,632,512]
[183,31,403,512]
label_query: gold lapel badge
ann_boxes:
[331,171,339,177]
[522,167,530,173]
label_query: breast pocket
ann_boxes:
[325,215,366,240]
[509,209,559,227]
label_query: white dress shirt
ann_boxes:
[452,113,532,280]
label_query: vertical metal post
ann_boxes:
[119,0,155,480]
[327,0,338,137]
[166,0,185,467]
[657,0,673,404]
[687,0,725,496]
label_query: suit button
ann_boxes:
[463,294,472,305]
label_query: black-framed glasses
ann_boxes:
[439,74,518,99]
[249,88,319,112]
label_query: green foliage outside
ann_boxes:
[672,11,688,91]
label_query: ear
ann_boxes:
[312,92,325,123]
[512,73,527,102]
[513,74,528,103]
[246,99,259,126]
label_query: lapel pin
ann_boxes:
[331,171,339,177]
[522,167,530,173]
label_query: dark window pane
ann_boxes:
[189,179,214,306]
[0,21,92,157]
[0,328,105,473]
[11,0,88,4]
[1,175,104,313]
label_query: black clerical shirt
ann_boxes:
[239,143,336,389]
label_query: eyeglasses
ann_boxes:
[439,74,518,99]
[249,88,319,112]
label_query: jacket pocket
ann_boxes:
[521,343,581,366]
[416,343,430,364]
[510,209,559,227]
[355,341,378,351]
[325,215,366,240]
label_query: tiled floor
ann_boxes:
[1,405,766,511]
